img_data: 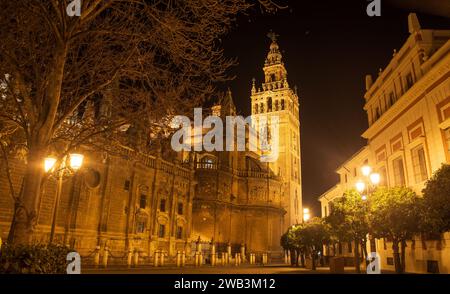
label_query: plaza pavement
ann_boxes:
[82,264,361,274]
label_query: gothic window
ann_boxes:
[275,100,279,111]
[158,224,166,238]
[178,202,184,215]
[124,180,130,191]
[160,198,166,212]
[136,221,145,233]
[281,99,285,110]
[267,97,272,112]
[294,192,298,215]
[176,226,183,239]
[139,194,147,209]
[255,104,259,114]
[260,103,264,113]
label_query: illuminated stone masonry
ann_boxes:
[0,36,302,264]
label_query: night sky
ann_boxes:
[220,0,450,215]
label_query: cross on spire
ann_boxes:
[267,30,279,42]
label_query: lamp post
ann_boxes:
[355,165,380,200]
[355,164,380,254]
[45,153,84,244]
[303,208,310,223]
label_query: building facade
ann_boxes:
[0,36,301,262]
[319,14,450,273]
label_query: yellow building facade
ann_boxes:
[319,14,450,273]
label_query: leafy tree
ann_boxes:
[281,225,306,267]
[422,164,450,233]
[0,0,282,245]
[296,218,330,270]
[369,187,421,273]
[325,189,370,273]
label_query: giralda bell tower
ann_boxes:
[250,32,302,228]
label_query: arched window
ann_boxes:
[294,191,298,215]
[281,99,285,110]
[260,103,264,113]
[275,100,279,111]
[271,73,276,82]
[267,97,272,112]
[160,198,166,212]
[255,104,259,114]
[178,202,184,215]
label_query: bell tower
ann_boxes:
[250,32,302,227]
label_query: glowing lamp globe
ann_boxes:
[44,157,57,173]
[69,154,84,171]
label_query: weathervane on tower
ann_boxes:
[267,30,279,42]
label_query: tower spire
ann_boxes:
[408,13,421,34]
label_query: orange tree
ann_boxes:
[325,189,369,273]
[369,187,422,274]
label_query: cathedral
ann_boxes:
[0,35,302,262]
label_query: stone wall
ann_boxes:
[0,150,195,259]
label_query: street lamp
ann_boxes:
[355,181,366,194]
[355,165,381,201]
[44,157,57,173]
[355,165,381,253]
[303,208,310,222]
[69,153,84,171]
[44,153,84,244]
[369,173,381,185]
[361,165,372,177]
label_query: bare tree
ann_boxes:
[0,0,283,244]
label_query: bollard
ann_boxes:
[133,250,139,267]
[211,244,216,266]
[234,253,239,266]
[221,253,225,266]
[176,251,181,267]
[181,251,186,267]
[160,251,165,267]
[154,250,160,267]
[102,247,109,268]
[287,251,291,264]
[249,253,254,265]
[240,244,245,263]
[284,251,288,264]
[194,251,199,267]
[93,246,100,268]
[127,249,133,267]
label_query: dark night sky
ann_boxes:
[219,0,450,215]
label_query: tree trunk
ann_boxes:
[311,251,316,271]
[300,249,305,267]
[9,44,68,245]
[354,241,361,273]
[392,241,402,274]
[361,239,369,267]
[400,240,407,273]
[291,249,297,266]
[10,147,46,244]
